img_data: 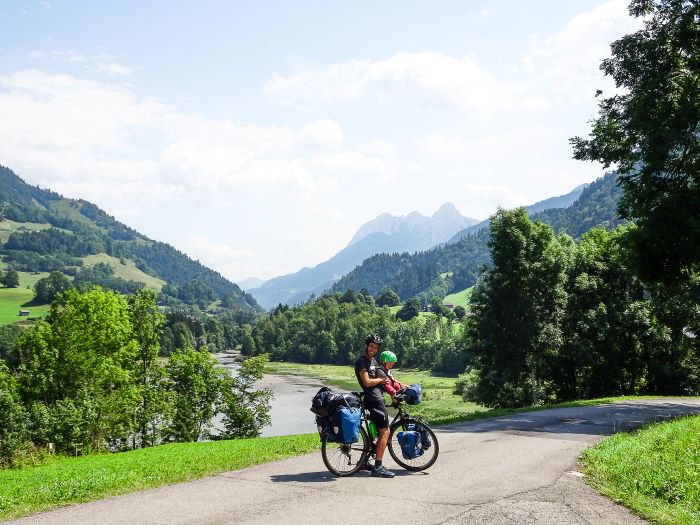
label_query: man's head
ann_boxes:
[364,334,383,358]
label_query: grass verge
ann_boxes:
[580,415,700,525]
[0,434,320,521]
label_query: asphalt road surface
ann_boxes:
[9,399,700,525]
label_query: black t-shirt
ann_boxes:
[354,354,385,406]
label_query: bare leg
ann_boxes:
[375,427,389,461]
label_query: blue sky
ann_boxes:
[0,1,641,282]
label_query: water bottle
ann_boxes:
[368,421,378,441]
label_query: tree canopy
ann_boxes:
[571,0,700,280]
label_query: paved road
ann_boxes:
[9,399,700,525]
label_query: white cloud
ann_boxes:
[299,119,343,149]
[187,235,254,263]
[524,0,643,99]
[97,62,134,77]
[29,50,86,62]
[28,49,137,78]
[265,0,639,115]
[265,52,524,115]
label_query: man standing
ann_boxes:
[354,334,395,478]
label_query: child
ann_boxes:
[378,350,407,404]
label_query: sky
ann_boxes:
[0,1,643,284]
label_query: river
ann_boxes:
[213,353,349,437]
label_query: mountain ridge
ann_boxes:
[0,165,260,317]
[250,203,480,309]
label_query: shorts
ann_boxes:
[365,401,389,429]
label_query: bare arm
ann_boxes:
[359,369,385,389]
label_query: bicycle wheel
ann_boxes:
[388,418,439,471]
[321,426,370,476]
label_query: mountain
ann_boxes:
[239,277,266,291]
[332,172,622,301]
[249,203,479,309]
[350,203,479,250]
[0,165,260,317]
[447,183,587,244]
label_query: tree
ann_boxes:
[396,298,421,321]
[166,346,227,442]
[1,269,19,288]
[453,305,467,320]
[0,362,29,466]
[466,209,571,407]
[571,0,700,281]
[17,287,140,452]
[128,289,169,448]
[217,354,273,439]
[376,288,401,307]
[33,271,72,304]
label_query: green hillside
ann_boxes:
[0,261,50,324]
[443,286,473,308]
[0,165,261,320]
[82,254,165,291]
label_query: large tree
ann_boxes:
[467,208,571,407]
[1,269,20,288]
[571,0,700,281]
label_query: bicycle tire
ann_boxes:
[321,426,370,476]
[388,418,439,471]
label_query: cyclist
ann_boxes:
[354,334,395,478]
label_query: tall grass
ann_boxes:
[581,415,700,525]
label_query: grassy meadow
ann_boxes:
[581,415,700,525]
[82,253,165,291]
[0,220,53,244]
[0,261,51,325]
[442,286,473,308]
[0,434,321,521]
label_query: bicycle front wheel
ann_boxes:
[321,426,370,476]
[388,418,439,471]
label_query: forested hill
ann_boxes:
[446,182,587,243]
[332,172,622,301]
[0,166,261,317]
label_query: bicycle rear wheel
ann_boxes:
[321,426,370,476]
[388,418,439,471]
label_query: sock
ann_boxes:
[374,460,382,468]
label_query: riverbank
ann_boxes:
[265,361,486,425]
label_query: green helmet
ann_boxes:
[379,350,397,364]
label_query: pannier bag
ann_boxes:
[335,406,361,444]
[406,422,431,450]
[311,388,361,443]
[397,430,424,460]
[310,387,346,417]
[404,384,423,405]
[316,415,334,441]
[418,426,431,449]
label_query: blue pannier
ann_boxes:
[404,384,423,405]
[397,430,424,460]
[336,406,361,444]
[405,422,431,450]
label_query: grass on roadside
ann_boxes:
[581,415,700,525]
[0,434,321,521]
